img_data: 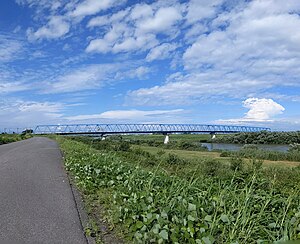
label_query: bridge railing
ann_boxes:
[33,124,270,135]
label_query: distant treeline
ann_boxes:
[215,131,300,145]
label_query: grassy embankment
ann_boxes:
[0,134,32,145]
[58,135,300,243]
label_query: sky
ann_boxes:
[0,0,300,131]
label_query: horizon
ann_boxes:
[1,0,300,131]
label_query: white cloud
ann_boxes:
[27,16,70,41]
[243,98,285,121]
[0,99,65,128]
[86,2,184,54]
[15,0,63,11]
[88,8,130,28]
[185,0,223,24]
[128,0,300,106]
[43,64,118,93]
[66,109,184,122]
[0,66,30,94]
[69,0,124,19]
[114,66,150,80]
[0,35,23,62]
[127,72,273,106]
[137,7,182,33]
[43,63,150,94]
[146,43,178,62]
[130,3,153,20]
[218,98,285,124]
[0,82,29,94]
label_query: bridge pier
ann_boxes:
[210,132,216,140]
[164,134,170,144]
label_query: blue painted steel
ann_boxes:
[32,124,270,135]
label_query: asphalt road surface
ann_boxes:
[0,137,87,244]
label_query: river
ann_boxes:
[201,143,290,152]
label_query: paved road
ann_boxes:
[0,137,87,244]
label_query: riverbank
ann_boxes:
[58,136,300,243]
[0,134,32,145]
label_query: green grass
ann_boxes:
[58,136,300,243]
[135,145,300,168]
[0,134,32,145]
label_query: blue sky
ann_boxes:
[0,0,300,131]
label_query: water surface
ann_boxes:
[201,143,289,152]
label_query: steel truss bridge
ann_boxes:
[29,124,270,135]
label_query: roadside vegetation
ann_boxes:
[215,131,300,145]
[58,136,300,243]
[0,133,32,145]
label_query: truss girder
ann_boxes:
[31,124,270,135]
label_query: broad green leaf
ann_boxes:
[220,214,230,223]
[204,215,212,222]
[188,203,197,211]
[159,230,168,240]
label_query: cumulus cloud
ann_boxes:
[128,0,300,106]
[27,16,70,41]
[218,98,285,124]
[86,2,183,54]
[243,98,285,121]
[146,43,178,62]
[69,0,124,19]
[137,7,182,33]
[185,0,223,24]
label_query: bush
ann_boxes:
[230,157,244,171]
[250,158,263,171]
[166,153,185,165]
[242,144,259,150]
[115,141,131,152]
[289,143,300,152]
[220,151,231,157]
[202,159,221,176]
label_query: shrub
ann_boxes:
[242,144,259,150]
[250,158,263,171]
[220,151,231,157]
[230,157,244,171]
[166,153,185,165]
[202,159,221,176]
[289,143,300,152]
[115,141,131,152]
